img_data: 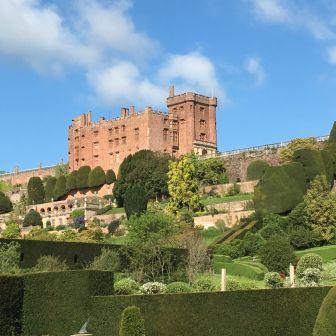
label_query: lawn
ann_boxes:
[296,245,336,262]
[201,193,254,206]
[199,228,222,246]
[105,207,126,215]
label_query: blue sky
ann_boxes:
[1,0,336,172]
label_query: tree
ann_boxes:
[0,242,21,274]
[54,162,68,178]
[66,170,78,191]
[196,157,228,185]
[119,306,146,336]
[27,177,45,205]
[304,175,336,242]
[34,255,69,272]
[1,222,20,239]
[44,176,57,202]
[88,248,120,272]
[76,166,91,189]
[106,169,116,184]
[88,166,106,188]
[240,232,265,256]
[0,191,12,214]
[113,150,171,206]
[259,234,295,273]
[167,155,202,213]
[53,175,67,200]
[124,185,148,219]
[279,137,318,163]
[246,160,270,181]
[23,210,43,227]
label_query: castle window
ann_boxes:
[173,131,178,143]
[115,127,119,134]
[121,125,126,132]
[115,138,119,146]
[109,140,113,148]
[93,130,99,136]
[108,128,113,136]
[93,142,99,150]
[134,128,139,141]
[163,129,168,141]
[116,151,120,163]
[200,107,205,117]
[122,136,126,144]
[164,118,169,126]
[200,119,206,127]
[200,133,207,141]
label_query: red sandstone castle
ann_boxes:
[68,86,217,173]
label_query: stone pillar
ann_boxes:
[221,268,226,292]
[289,263,295,288]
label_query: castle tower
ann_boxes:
[166,86,217,156]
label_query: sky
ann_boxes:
[1,0,336,172]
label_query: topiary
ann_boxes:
[240,232,265,256]
[76,166,91,189]
[119,306,146,336]
[106,169,116,184]
[259,222,285,240]
[88,166,106,188]
[140,282,167,294]
[114,278,140,295]
[66,170,78,191]
[44,176,57,202]
[34,255,69,272]
[299,267,322,287]
[166,282,192,293]
[53,175,67,201]
[27,177,45,205]
[226,277,257,291]
[193,278,216,292]
[296,253,323,278]
[246,160,270,181]
[0,191,13,214]
[23,210,43,227]
[264,272,283,288]
[124,185,148,219]
[313,286,336,336]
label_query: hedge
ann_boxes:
[106,169,116,184]
[77,166,91,189]
[53,175,67,200]
[88,166,106,188]
[27,177,45,205]
[246,160,270,181]
[66,170,78,191]
[0,191,13,214]
[44,176,57,202]
[90,287,330,336]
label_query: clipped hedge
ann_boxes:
[246,160,270,181]
[90,287,330,336]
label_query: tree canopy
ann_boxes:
[27,177,45,205]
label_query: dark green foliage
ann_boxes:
[108,219,120,234]
[76,166,91,189]
[296,253,323,278]
[124,185,148,219]
[114,278,140,295]
[90,287,330,336]
[119,306,146,336]
[247,160,270,181]
[44,176,57,202]
[106,169,116,184]
[288,227,318,250]
[53,175,67,201]
[0,191,12,214]
[259,234,296,273]
[262,213,287,230]
[27,177,45,205]
[239,232,265,256]
[66,170,78,191]
[113,150,171,207]
[313,286,336,336]
[254,162,307,214]
[287,203,309,228]
[196,157,228,185]
[259,223,285,240]
[166,282,192,293]
[88,166,106,188]
[214,241,243,259]
[23,210,42,227]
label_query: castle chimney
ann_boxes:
[130,105,135,115]
[120,108,129,118]
[169,85,175,97]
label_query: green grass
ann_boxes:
[201,193,253,206]
[105,207,125,215]
[296,245,336,262]
[199,228,222,246]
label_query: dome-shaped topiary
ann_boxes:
[88,166,106,188]
[313,286,336,336]
[296,253,323,278]
[0,191,13,214]
[23,210,43,227]
[119,306,146,336]
[76,166,91,189]
[166,282,192,293]
[66,170,78,191]
[106,169,116,184]
[246,160,270,181]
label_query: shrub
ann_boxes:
[106,169,116,184]
[177,208,194,225]
[287,202,308,228]
[1,222,20,239]
[240,232,265,256]
[227,183,240,196]
[27,177,45,205]
[193,278,216,292]
[280,137,319,163]
[0,242,20,274]
[124,185,148,219]
[66,170,78,191]
[44,176,57,202]
[88,166,106,188]
[287,226,315,250]
[119,306,146,336]
[23,210,43,227]
[88,248,120,272]
[299,268,322,287]
[55,225,66,231]
[76,166,91,189]
[264,272,283,288]
[108,219,120,234]
[140,282,167,294]
[296,253,323,278]
[259,223,285,240]
[166,281,192,293]
[0,191,12,214]
[259,234,296,273]
[215,241,243,260]
[247,160,270,181]
[215,219,226,233]
[53,175,67,200]
[34,255,69,272]
[114,278,140,295]
[226,277,257,291]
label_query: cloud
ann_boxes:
[252,0,290,23]
[245,57,266,86]
[327,46,336,64]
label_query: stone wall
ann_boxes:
[202,181,258,195]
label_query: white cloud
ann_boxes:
[327,46,336,64]
[245,57,266,86]
[252,0,290,23]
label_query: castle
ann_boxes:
[68,86,218,173]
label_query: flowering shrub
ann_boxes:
[140,282,167,294]
[264,272,283,288]
[296,253,323,277]
[192,279,216,292]
[299,268,322,287]
[226,277,257,291]
[114,278,140,295]
[166,282,192,293]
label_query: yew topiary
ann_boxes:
[88,166,106,188]
[53,175,67,201]
[119,306,146,336]
[76,166,91,189]
[23,210,43,227]
[0,191,12,214]
[27,177,45,205]
[106,169,116,184]
[246,160,270,181]
[44,176,57,202]
[66,170,78,191]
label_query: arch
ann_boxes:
[53,206,59,211]
[40,208,45,213]
[74,254,78,264]
[47,207,52,213]
[202,149,208,156]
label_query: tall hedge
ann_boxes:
[53,175,67,201]
[27,177,45,205]
[66,170,78,192]
[0,191,12,214]
[23,210,42,228]
[106,169,116,184]
[76,166,91,189]
[119,306,146,336]
[44,176,57,202]
[88,166,106,188]
[124,185,148,219]
[254,162,307,214]
[246,160,270,181]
